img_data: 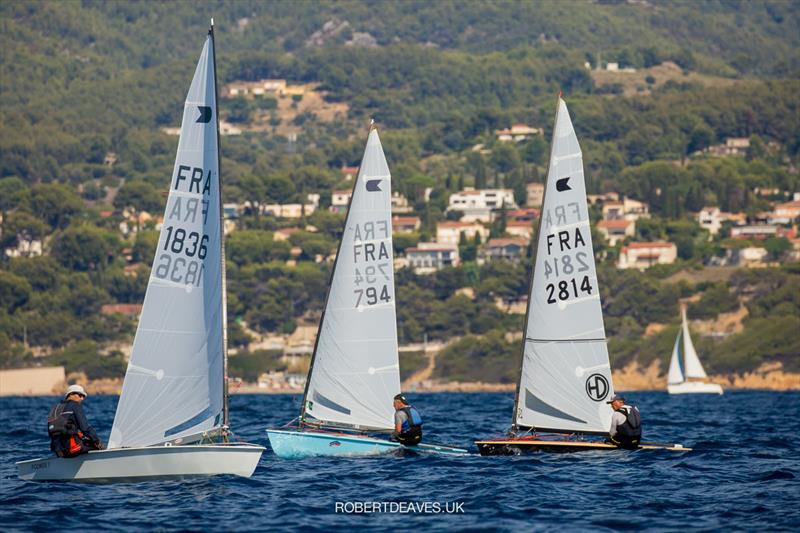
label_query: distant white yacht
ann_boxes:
[667,306,724,395]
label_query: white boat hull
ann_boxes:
[668,381,724,395]
[16,443,265,482]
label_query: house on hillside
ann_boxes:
[505,220,534,241]
[447,188,517,223]
[495,124,543,142]
[597,219,635,246]
[602,197,650,221]
[726,246,769,268]
[392,216,421,234]
[772,200,800,224]
[526,183,545,208]
[481,238,529,263]
[617,241,677,270]
[406,243,460,274]
[391,191,413,214]
[435,221,490,245]
[341,166,359,181]
[330,190,352,214]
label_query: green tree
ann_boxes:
[52,224,118,271]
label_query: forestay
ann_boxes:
[303,129,400,430]
[109,34,224,448]
[515,98,614,435]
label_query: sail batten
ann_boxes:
[109,35,224,449]
[302,129,400,431]
[513,98,614,435]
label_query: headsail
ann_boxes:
[667,327,685,385]
[302,129,400,431]
[514,98,614,435]
[681,307,708,379]
[109,32,224,448]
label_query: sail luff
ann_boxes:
[208,20,229,429]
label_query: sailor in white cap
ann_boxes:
[47,384,103,457]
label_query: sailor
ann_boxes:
[607,394,642,450]
[48,384,103,458]
[392,393,423,446]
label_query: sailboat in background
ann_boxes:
[667,306,723,394]
[18,22,264,481]
[266,126,466,458]
[475,97,688,454]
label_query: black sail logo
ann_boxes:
[197,106,212,123]
[556,177,571,192]
[366,179,382,192]
[585,374,609,402]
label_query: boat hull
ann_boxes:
[668,381,723,395]
[266,428,468,459]
[475,438,691,455]
[16,443,265,482]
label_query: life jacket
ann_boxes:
[48,401,76,438]
[614,405,642,447]
[400,406,423,433]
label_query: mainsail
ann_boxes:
[301,129,400,431]
[109,32,225,448]
[680,307,708,379]
[513,98,614,435]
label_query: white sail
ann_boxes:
[681,307,708,379]
[667,328,685,385]
[514,98,614,434]
[109,34,224,448]
[303,129,400,431]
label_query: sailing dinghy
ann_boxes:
[475,97,689,455]
[17,22,264,481]
[667,306,723,394]
[266,126,466,458]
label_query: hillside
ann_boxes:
[1,1,799,387]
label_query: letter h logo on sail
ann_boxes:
[585,374,609,402]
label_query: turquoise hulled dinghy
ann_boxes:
[266,125,466,459]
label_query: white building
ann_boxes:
[597,219,635,246]
[406,243,460,274]
[447,188,517,223]
[481,238,529,263]
[262,203,317,219]
[505,220,534,241]
[697,207,723,236]
[391,191,413,214]
[526,182,545,208]
[495,124,544,142]
[392,216,421,234]
[331,189,352,214]
[602,197,650,221]
[617,241,677,270]
[435,221,490,245]
[772,200,800,224]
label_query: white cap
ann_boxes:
[65,384,87,398]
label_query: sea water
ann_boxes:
[1,391,798,531]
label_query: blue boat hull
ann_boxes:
[266,429,468,459]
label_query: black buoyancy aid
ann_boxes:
[616,405,642,443]
[400,406,423,433]
[48,401,77,438]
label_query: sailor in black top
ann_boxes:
[607,394,642,450]
[48,384,103,458]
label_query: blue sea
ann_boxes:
[1,391,798,531]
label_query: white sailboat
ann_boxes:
[476,97,688,454]
[18,22,264,481]
[667,306,723,394]
[266,125,466,458]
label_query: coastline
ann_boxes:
[2,363,797,397]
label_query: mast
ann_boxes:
[298,119,375,425]
[209,18,229,429]
[510,94,562,434]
